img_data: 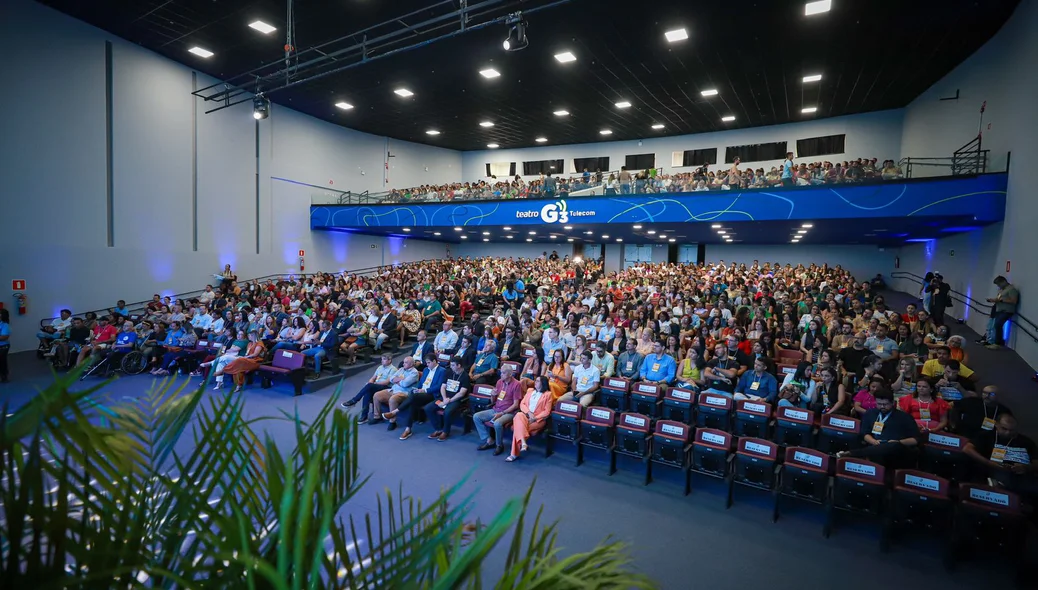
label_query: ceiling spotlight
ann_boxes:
[433,232,441,236]
[717,230,726,235]
[529,231,537,235]
[454,226,463,231]
[711,224,721,228]
[480,121,495,128]
[601,234,610,239]
[633,225,643,229]
[564,225,573,229]
[553,109,570,116]
[647,230,656,234]
[483,238,490,242]
[585,231,594,235]
[725,238,733,243]
[802,106,818,113]
[402,228,411,232]
[664,28,689,43]
[526,238,533,242]
[503,226,512,230]
[805,0,832,16]
[487,143,500,148]
[567,238,574,242]
[535,137,548,143]
[652,123,665,129]
[394,88,414,97]
[721,115,736,122]
[482,231,490,235]
[599,129,612,135]
[802,223,814,228]
[461,235,468,239]
[616,238,623,242]
[701,89,718,97]
[797,230,808,234]
[479,68,501,78]
[503,16,529,51]
[803,74,823,83]
[505,235,514,239]
[668,238,676,243]
[791,239,800,243]
[615,101,632,109]
[554,51,576,63]
[426,129,440,136]
[550,234,558,239]
[334,101,354,110]
[188,47,214,58]
[248,21,277,34]
[252,96,270,120]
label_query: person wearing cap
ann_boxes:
[978,275,1019,350]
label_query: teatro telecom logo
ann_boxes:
[515,199,595,223]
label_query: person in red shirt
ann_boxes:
[76,315,119,367]
[897,377,950,432]
[901,303,919,327]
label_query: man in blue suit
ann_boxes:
[385,354,445,435]
[409,330,433,365]
[302,320,337,378]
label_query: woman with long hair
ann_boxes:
[505,376,555,462]
[544,348,572,400]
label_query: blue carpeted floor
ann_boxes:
[1,289,1032,588]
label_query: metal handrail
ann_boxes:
[890,271,1036,343]
[37,267,386,327]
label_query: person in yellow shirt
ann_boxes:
[921,346,976,382]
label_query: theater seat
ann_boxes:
[578,406,617,474]
[690,428,734,499]
[826,457,886,539]
[817,414,861,455]
[887,469,953,558]
[469,383,495,412]
[727,437,780,509]
[919,431,968,483]
[613,412,653,482]
[773,446,830,523]
[772,406,815,448]
[600,376,630,412]
[734,399,772,439]
[696,391,733,431]
[950,484,1027,580]
[661,387,695,424]
[649,420,693,495]
[547,400,582,463]
[258,349,306,396]
[629,382,663,418]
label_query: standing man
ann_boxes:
[781,152,795,187]
[979,275,1019,350]
[926,273,952,326]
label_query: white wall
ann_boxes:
[0,0,452,351]
[705,245,894,283]
[454,243,574,260]
[896,0,1038,369]
[462,109,904,181]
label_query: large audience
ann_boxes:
[383,156,902,203]
[31,254,1033,507]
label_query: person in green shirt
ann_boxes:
[422,295,443,331]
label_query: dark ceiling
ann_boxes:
[41,0,1020,151]
[313,216,989,247]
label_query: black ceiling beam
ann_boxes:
[192,0,571,115]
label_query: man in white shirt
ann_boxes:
[591,341,615,378]
[562,351,601,407]
[190,306,213,338]
[597,318,617,344]
[199,285,216,305]
[434,321,458,354]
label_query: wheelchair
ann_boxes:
[80,347,150,380]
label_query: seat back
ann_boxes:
[652,420,691,466]
[920,431,969,482]
[734,437,779,488]
[629,381,662,416]
[580,406,617,448]
[734,399,772,438]
[603,376,631,393]
[616,412,652,456]
[691,428,732,476]
[777,364,798,378]
[817,414,861,454]
[502,360,522,374]
[959,483,1022,515]
[549,400,583,441]
[521,345,535,359]
[470,383,496,410]
[782,446,830,502]
[272,349,305,370]
[833,458,886,514]
[773,406,815,448]
[894,469,950,500]
[785,446,830,473]
[777,349,804,364]
[631,381,661,398]
[662,388,695,423]
[696,391,733,431]
[436,352,453,364]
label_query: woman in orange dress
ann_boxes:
[506,376,555,462]
[220,332,266,393]
[544,349,571,400]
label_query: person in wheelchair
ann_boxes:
[84,321,141,378]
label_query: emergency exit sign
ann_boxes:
[12,280,26,290]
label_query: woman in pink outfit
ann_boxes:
[506,376,555,462]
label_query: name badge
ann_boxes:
[876,346,884,353]
[982,417,996,431]
[446,379,460,392]
[991,445,1007,463]
[579,376,589,387]
[497,391,507,401]
[652,363,661,372]
[871,420,885,436]
[918,406,931,421]
[749,381,760,391]
[822,393,831,407]
[625,362,633,371]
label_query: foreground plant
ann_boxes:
[0,371,655,589]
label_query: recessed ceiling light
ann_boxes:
[668,238,676,243]
[567,238,574,242]
[701,89,718,97]
[526,238,533,242]
[802,223,813,228]
[460,235,468,239]
[529,231,537,235]
[711,224,722,228]
[426,130,440,135]
[335,102,354,110]
[479,121,495,127]
[802,106,818,113]
[554,51,577,63]
[487,143,499,149]
[651,123,665,129]
[647,230,656,234]
[633,225,643,229]
[725,238,733,243]
[433,232,441,236]
[483,238,490,242]
[805,0,832,16]
[664,28,689,43]
[585,231,593,235]
[615,101,632,109]
[553,110,570,116]
[803,74,823,83]
[505,235,514,239]
[394,88,414,97]
[599,129,612,135]
[791,239,800,243]
[402,227,411,232]
[248,20,277,34]
[797,230,808,234]
[454,226,463,231]
[601,234,610,239]
[717,230,726,235]
[482,231,490,235]
[616,238,623,242]
[721,115,736,122]
[535,137,548,143]
[479,68,501,78]
[564,225,573,229]
[550,235,557,239]
[188,47,214,58]
[503,226,512,230]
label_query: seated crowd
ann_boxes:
[35,255,1033,503]
[382,156,902,203]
